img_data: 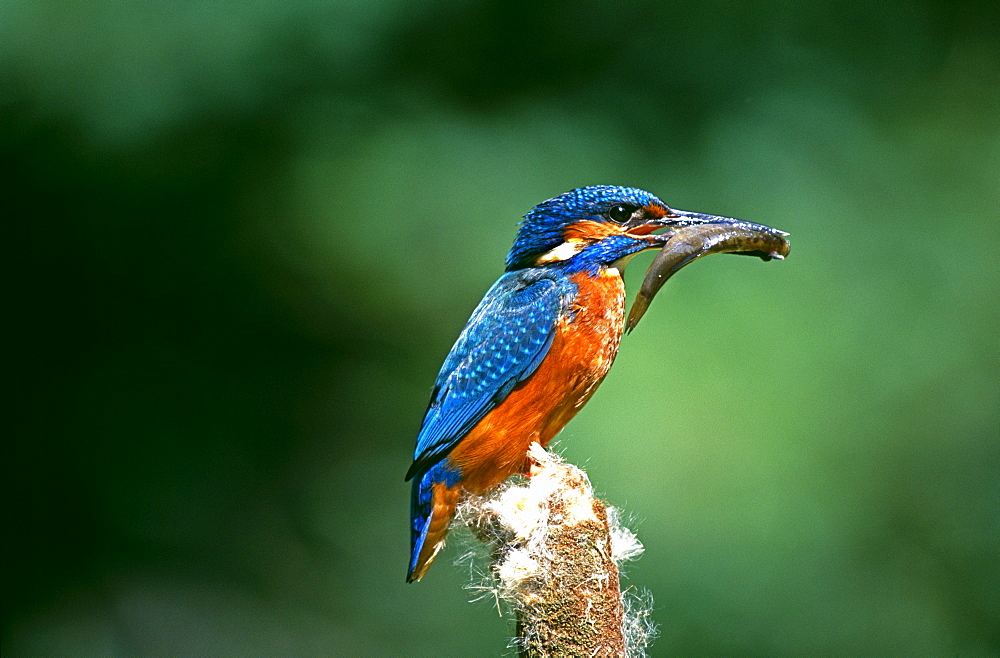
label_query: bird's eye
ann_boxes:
[608,204,636,223]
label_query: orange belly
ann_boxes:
[448,269,626,493]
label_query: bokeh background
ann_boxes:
[5,0,998,655]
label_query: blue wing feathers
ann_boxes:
[405,269,574,482]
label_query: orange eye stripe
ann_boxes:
[563,220,625,241]
[643,203,668,218]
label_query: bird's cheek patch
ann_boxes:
[536,239,586,264]
[535,220,633,264]
[563,220,623,242]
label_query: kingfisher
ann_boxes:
[406,185,753,582]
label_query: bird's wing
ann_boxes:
[406,270,568,481]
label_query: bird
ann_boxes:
[405,185,747,582]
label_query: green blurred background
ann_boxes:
[5,0,998,654]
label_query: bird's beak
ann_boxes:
[648,208,789,238]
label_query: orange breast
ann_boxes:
[448,269,626,493]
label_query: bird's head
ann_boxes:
[505,185,743,274]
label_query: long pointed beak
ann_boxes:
[655,208,789,237]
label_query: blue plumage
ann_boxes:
[563,233,654,277]
[409,460,462,578]
[405,269,576,482]
[406,269,576,581]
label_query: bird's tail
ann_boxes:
[408,464,462,582]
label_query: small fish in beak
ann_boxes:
[626,219,791,333]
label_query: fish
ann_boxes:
[626,221,791,333]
